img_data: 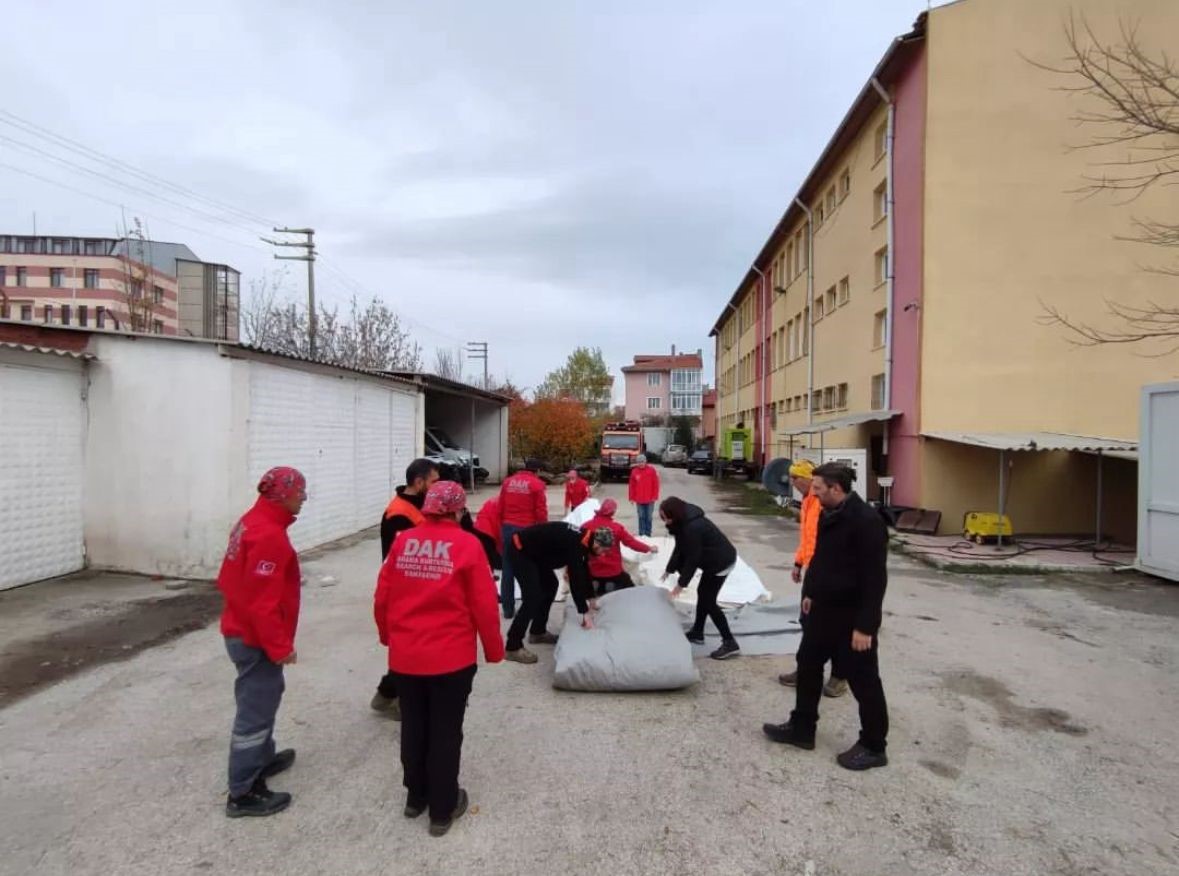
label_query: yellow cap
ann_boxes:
[788,459,815,479]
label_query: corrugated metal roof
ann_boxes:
[781,409,899,437]
[0,341,94,360]
[922,431,1138,453]
[225,344,421,389]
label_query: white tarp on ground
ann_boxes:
[621,536,772,607]
[552,585,700,691]
[564,498,601,528]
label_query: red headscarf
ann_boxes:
[422,480,468,516]
[257,466,306,502]
[599,498,618,517]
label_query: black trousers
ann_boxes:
[689,571,735,642]
[592,571,635,597]
[797,612,847,680]
[393,665,477,822]
[791,607,889,752]
[377,671,398,700]
[505,547,559,650]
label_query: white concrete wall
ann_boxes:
[83,337,425,577]
[426,396,509,483]
[84,336,238,578]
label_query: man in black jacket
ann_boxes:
[762,462,890,770]
[503,523,612,664]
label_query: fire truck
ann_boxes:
[598,420,645,482]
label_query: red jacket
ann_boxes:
[374,519,505,675]
[580,515,650,578]
[628,465,660,504]
[474,497,503,553]
[565,478,590,511]
[217,499,301,663]
[499,471,549,527]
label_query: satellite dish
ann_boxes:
[762,457,794,497]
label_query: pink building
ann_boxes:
[621,346,704,421]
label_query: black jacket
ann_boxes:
[379,486,425,559]
[513,522,594,613]
[664,503,738,589]
[801,492,888,635]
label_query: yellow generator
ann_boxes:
[963,512,1013,543]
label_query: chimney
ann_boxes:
[671,344,676,355]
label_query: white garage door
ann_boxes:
[0,358,86,590]
[246,365,419,551]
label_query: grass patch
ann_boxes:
[711,478,794,518]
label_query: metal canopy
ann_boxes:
[921,431,1137,454]
[780,409,900,437]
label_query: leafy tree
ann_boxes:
[509,397,594,470]
[672,415,696,449]
[537,346,614,416]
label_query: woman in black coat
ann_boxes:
[659,496,740,660]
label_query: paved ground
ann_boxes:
[2,468,1178,876]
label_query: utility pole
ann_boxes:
[262,228,317,358]
[466,341,488,388]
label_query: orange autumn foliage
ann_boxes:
[509,397,595,469]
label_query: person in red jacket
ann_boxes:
[374,481,505,837]
[564,469,591,514]
[217,466,307,819]
[497,459,549,619]
[473,496,503,557]
[579,498,659,595]
[628,454,660,536]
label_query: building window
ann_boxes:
[874,122,888,161]
[838,276,850,306]
[822,386,834,411]
[647,372,661,387]
[20,304,32,321]
[825,285,837,314]
[812,390,822,413]
[51,238,70,255]
[43,304,53,323]
[796,230,807,273]
[50,268,65,288]
[96,306,106,328]
[16,267,27,287]
[873,310,887,349]
[839,168,851,199]
[802,307,810,355]
[837,383,849,409]
[874,181,888,222]
[647,397,662,410]
[84,269,99,289]
[816,201,825,226]
[153,285,164,305]
[786,241,795,279]
[875,247,889,287]
[814,294,825,321]
[0,266,5,287]
[871,373,886,410]
[0,302,7,319]
[826,186,836,215]
[61,304,71,326]
[153,319,163,334]
[84,240,105,256]
[78,305,89,327]
[130,279,143,299]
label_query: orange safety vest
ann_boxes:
[384,494,425,527]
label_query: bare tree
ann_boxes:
[240,283,423,371]
[118,218,160,333]
[433,346,465,381]
[1030,14,1179,350]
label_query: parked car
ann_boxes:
[662,444,688,467]
[686,448,714,475]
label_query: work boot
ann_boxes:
[761,721,816,750]
[686,631,705,645]
[370,692,402,720]
[836,742,888,771]
[528,631,559,645]
[428,788,469,837]
[778,670,798,687]
[404,794,427,819]
[225,779,292,818]
[504,647,538,665]
[710,640,740,660]
[823,677,849,698]
[261,748,296,779]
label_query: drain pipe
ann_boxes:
[793,198,815,425]
[871,77,896,454]
[751,265,766,465]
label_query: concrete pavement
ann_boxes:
[1,468,1178,875]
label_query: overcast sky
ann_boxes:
[0,0,940,398]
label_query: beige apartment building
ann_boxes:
[711,0,1179,542]
[0,234,239,339]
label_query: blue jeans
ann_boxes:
[636,503,655,537]
[225,637,285,797]
[499,524,523,618]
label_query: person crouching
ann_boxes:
[374,481,505,836]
